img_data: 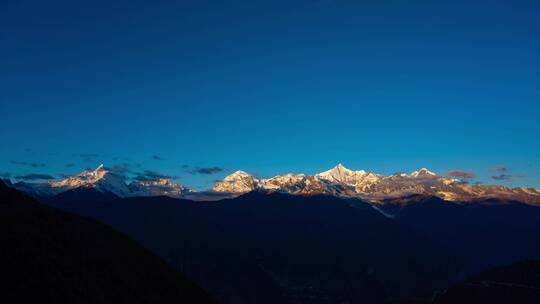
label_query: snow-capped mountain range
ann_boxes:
[6,163,540,205]
[11,164,190,199]
[213,164,540,205]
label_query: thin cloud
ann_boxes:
[448,170,476,179]
[489,166,508,172]
[65,163,75,168]
[134,170,178,182]
[107,163,133,174]
[10,160,46,168]
[112,156,129,161]
[491,174,513,181]
[15,173,55,181]
[74,153,100,162]
[491,174,527,181]
[103,163,138,179]
[183,165,225,175]
[152,155,165,160]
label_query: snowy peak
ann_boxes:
[259,173,306,190]
[213,170,258,193]
[224,170,253,181]
[50,164,109,188]
[315,164,379,192]
[331,163,351,173]
[316,163,366,185]
[49,164,130,197]
[410,168,437,178]
[318,163,354,177]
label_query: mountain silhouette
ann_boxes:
[47,186,119,204]
[387,196,540,273]
[433,260,540,304]
[0,180,215,304]
[48,190,464,304]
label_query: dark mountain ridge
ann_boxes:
[46,189,464,304]
[17,180,540,303]
[0,180,215,304]
[388,195,540,273]
[433,260,540,304]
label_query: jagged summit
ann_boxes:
[410,168,437,178]
[320,163,354,174]
[213,170,257,193]
[317,163,353,177]
[49,164,130,197]
[224,170,253,180]
[331,163,349,172]
[316,163,371,186]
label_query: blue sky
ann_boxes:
[1,0,539,189]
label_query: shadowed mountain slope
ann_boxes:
[388,196,540,273]
[48,190,464,304]
[0,180,215,304]
[433,260,540,304]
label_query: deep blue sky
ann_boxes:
[1,0,539,189]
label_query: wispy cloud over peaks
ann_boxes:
[491,174,527,182]
[183,165,225,175]
[74,153,100,163]
[487,166,527,182]
[10,160,46,168]
[489,166,508,172]
[108,163,133,174]
[448,170,476,179]
[134,170,178,182]
[491,174,513,181]
[15,173,55,181]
